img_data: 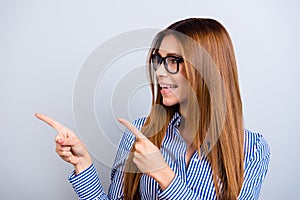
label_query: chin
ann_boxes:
[162,98,179,107]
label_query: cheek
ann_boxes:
[178,85,189,102]
[177,77,189,98]
[162,84,188,105]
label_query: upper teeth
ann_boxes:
[160,84,177,89]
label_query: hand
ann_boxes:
[118,118,175,190]
[35,113,92,174]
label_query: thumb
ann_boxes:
[58,136,79,146]
[55,137,65,145]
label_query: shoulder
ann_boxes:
[132,117,147,130]
[123,117,147,137]
[244,130,271,164]
[239,130,271,199]
[112,117,147,168]
[118,117,147,149]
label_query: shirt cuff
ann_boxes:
[68,163,104,200]
[158,175,195,199]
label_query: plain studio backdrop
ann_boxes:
[1,0,299,199]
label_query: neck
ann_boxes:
[179,102,197,148]
[179,101,188,133]
[179,101,188,119]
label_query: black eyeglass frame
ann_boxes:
[151,53,184,74]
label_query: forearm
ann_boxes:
[157,175,200,200]
[74,153,93,175]
[69,163,109,200]
[149,166,175,191]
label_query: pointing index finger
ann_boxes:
[35,113,64,131]
[118,118,147,140]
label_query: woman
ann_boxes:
[36,18,270,199]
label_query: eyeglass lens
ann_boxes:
[151,54,183,74]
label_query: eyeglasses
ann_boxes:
[151,53,184,74]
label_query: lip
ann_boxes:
[158,82,178,95]
[160,88,173,95]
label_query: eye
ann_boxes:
[167,56,182,65]
[169,58,177,64]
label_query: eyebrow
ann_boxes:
[156,51,183,57]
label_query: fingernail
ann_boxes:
[56,138,64,144]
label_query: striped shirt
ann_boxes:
[69,112,270,199]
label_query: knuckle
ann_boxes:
[134,143,140,150]
[65,157,71,162]
[65,151,70,157]
[55,146,60,153]
[60,151,66,156]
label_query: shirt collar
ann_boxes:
[169,112,182,127]
[169,112,206,160]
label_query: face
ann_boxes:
[155,34,189,107]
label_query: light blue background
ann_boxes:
[1,0,299,199]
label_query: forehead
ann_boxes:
[158,34,182,56]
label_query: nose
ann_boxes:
[155,62,168,77]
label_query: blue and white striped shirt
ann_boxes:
[69,112,270,199]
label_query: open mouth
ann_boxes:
[159,84,178,89]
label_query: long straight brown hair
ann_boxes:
[123,18,244,200]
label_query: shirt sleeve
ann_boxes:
[238,131,271,200]
[157,175,201,200]
[69,164,108,200]
[68,118,145,200]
